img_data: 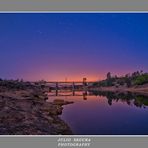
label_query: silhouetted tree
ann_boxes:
[107,72,111,80]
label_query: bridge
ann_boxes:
[44,78,96,90]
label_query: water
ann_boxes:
[47,90,148,135]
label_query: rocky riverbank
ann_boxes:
[0,80,73,135]
[90,84,148,96]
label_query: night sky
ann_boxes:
[0,13,148,81]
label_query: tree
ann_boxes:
[125,78,132,87]
[107,72,111,80]
[134,74,148,85]
[114,75,118,79]
[140,70,143,74]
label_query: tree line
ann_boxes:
[93,70,148,87]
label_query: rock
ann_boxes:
[53,99,74,106]
[0,80,73,135]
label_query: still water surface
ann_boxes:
[48,90,148,135]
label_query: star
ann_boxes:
[36,30,43,34]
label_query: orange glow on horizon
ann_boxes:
[23,69,136,82]
[45,75,105,82]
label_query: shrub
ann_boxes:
[134,74,148,85]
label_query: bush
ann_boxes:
[134,74,148,85]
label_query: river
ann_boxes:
[47,90,148,135]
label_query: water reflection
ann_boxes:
[48,90,89,100]
[89,91,148,108]
[48,90,148,108]
[47,90,148,135]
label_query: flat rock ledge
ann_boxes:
[0,83,73,135]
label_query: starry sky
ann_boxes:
[0,13,148,81]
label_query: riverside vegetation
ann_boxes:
[91,71,148,94]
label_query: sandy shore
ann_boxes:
[0,81,73,135]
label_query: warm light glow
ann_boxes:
[0,14,147,81]
[44,73,105,82]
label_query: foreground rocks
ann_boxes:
[0,81,73,135]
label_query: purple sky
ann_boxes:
[0,13,148,81]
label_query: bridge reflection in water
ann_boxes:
[48,90,89,100]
